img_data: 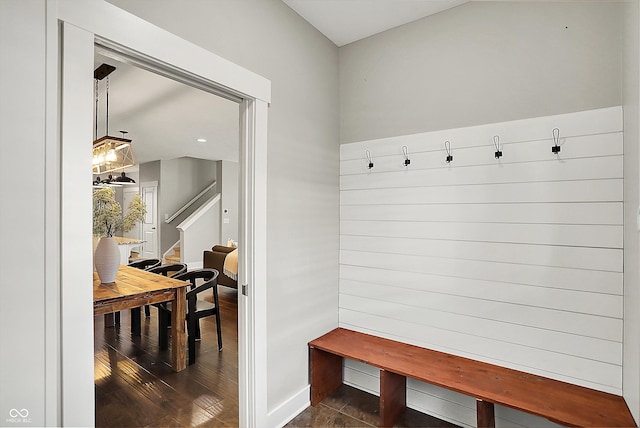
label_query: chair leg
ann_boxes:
[144,304,151,318]
[188,333,196,365]
[158,310,169,350]
[215,310,223,351]
[195,321,201,340]
[130,308,141,336]
[114,311,120,325]
[187,315,197,365]
[212,285,223,351]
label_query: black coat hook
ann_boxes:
[445,141,453,163]
[494,135,502,159]
[552,128,561,154]
[365,150,374,169]
[402,145,410,166]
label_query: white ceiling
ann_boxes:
[94,53,240,169]
[95,1,467,172]
[282,0,468,46]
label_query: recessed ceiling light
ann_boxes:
[196,138,207,143]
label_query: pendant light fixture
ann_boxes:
[92,63,136,178]
[113,130,136,183]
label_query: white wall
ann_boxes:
[623,0,640,424]
[159,157,217,253]
[0,0,275,425]
[106,0,340,421]
[340,1,622,144]
[7,1,629,426]
[179,195,221,267]
[339,1,627,427]
[0,1,49,425]
[1,1,337,425]
[220,160,239,243]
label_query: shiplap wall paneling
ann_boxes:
[340,235,623,272]
[340,266,622,341]
[341,201,623,224]
[339,106,622,161]
[340,179,623,205]
[338,107,623,426]
[340,132,622,175]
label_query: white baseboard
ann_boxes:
[267,384,310,428]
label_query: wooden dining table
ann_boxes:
[93,265,188,372]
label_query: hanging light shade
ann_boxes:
[92,63,136,176]
[114,171,136,183]
[92,133,135,175]
[99,174,122,186]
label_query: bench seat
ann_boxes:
[309,328,636,428]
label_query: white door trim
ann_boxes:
[59,21,95,427]
[57,0,270,103]
[56,1,270,426]
[238,99,269,427]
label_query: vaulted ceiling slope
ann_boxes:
[282,0,468,46]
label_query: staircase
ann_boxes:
[162,193,221,269]
[164,245,181,264]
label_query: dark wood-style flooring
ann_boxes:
[285,385,459,428]
[95,286,240,427]
[95,285,458,427]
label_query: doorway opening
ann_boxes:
[58,14,270,425]
[91,49,243,426]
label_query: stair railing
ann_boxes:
[164,180,216,224]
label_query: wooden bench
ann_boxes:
[309,328,636,428]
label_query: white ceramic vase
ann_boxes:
[94,236,120,283]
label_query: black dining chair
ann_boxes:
[128,258,162,270]
[113,258,163,328]
[128,262,187,335]
[147,263,188,277]
[147,263,189,332]
[128,258,162,317]
[157,268,222,365]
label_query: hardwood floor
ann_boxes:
[95,284,458,427]
[286,385,459,428]
[94,285,240,427]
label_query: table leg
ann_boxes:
[104,313,115,327]
[171,286,187,372]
